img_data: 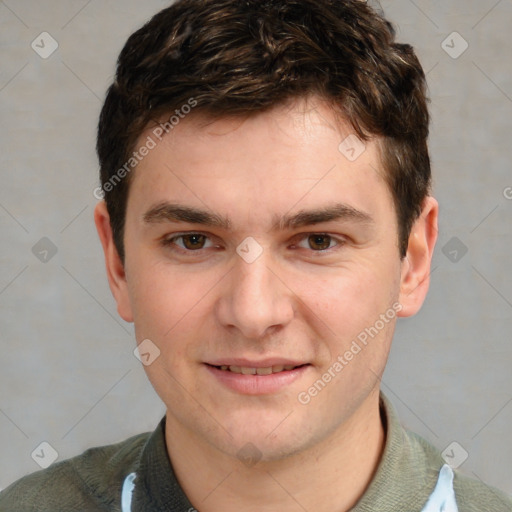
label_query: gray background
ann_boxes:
[0,0,511,497]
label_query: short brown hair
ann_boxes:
[97,0,431,262]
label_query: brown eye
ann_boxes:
[181,234,207,250]
[308,234,333,251]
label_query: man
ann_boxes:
[1,0,510,511]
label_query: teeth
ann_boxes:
[256,367,273,376]
[217,364,301,374]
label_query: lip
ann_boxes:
[205,358,306,368]
[204,363,311,395]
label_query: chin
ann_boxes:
[211,415,318,464]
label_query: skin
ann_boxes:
[95,97,438,512]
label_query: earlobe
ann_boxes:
[94,201,134,323]
[397,196,439,318]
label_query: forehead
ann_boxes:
[127,98,393,230]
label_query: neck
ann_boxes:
[165,387,385,512]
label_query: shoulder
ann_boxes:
[452,469,512,512]
[408,431,512,511]
[398,427,511,511]
[0,432,150,512]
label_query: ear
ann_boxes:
[94,201,134,323]
[397,196,439,317]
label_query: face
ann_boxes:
[96,97,437,462]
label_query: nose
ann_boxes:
[215,251,295,340]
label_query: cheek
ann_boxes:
[298,261,396,328]
[127,259,222,347]
[294,259,401,380]
[127,263,213,398]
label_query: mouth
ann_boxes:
[205,363,309,375]
[204,361,311,395]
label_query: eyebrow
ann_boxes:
[143,203,232,229]
[142,202,374,231]
[276,203,374,230]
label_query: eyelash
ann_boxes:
[160,232,346,256]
